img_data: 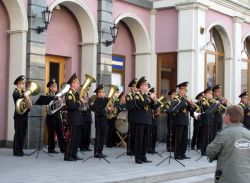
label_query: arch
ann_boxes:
[114,13,151,54]
[49,0,98,44]
[114,13,152,84]
[48,0,98,88]
[2,0,28,143]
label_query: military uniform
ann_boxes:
[13,75,28,156]
[126,91,137,154]
[238,91,250,130]
[64,74,83,161]
[207,123,250,183]
[46,80,66,153]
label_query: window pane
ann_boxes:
[206,53,216,88]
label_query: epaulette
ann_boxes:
[126,93,133,101]
[135,92,144,101]
[67,90,75,102]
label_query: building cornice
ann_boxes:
[233,16,245,24]
[175,2,209,12]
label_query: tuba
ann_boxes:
[16,81,40,115]
[79,74,96,111]
[47,84,70,115]
[106,85,119,119]
[79,74,96,99]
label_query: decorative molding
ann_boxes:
[79,42,98,46]
[133,52,151,55]
[7,29,27,34]
[176,2,209,12]
[150,9,157,15]
[233,16,245,23]
[177,49,196,53]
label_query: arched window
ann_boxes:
[241,38,250,92]
[205,27,225,92]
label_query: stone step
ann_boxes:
[111,166,215,183]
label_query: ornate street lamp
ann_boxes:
[102,24,119,47]
[36,6,52,34]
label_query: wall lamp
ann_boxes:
[101,24,119,47]
[36,6,52,34]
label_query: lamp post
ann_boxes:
[36,6,52,34]
[102,23,119,47]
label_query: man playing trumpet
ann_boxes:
[13,75,30,156]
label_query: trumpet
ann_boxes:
[183,96,200,112]
[211,98,227,110]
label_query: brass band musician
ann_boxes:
[64,73,83,161]
[239,91,250,129]
[46,79,66,154]
[13,75,30,156]
[212,84,227,139]
[126,78,138,155]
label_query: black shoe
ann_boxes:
[182,154,191,159]
[48,150,59,154]
[100,153,107,158]
[14,152,23,157]
[60,149,65,153]
[142,158,152,163]
[94,153,105,158]
[73,156,83,160]
[147,150,156,154]
[85,148,92,151]
[174,155,183,160]
[127,152,135,156]
[64,156,76,161]
[191,147,195,150]
[80,148,86,152]
[135,159,143,164]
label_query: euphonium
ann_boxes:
[47,84,70,115]
[16,81,40,115]
[79,74,96,99]
[106,84,119,119]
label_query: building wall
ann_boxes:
[242,23,250,39]
[0,1,10,141]
[112,22,135,93]
[155,8,178,53]
[47,0,98,21]
[45,6,82,81]
[113,0,151,33]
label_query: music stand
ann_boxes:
[29,95,54,158]
[156,101,185,167]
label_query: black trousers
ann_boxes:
[127,122,135,153]
[148,124,157,151]
[174,125,188,156]
[201,124,214,155]
[191,121,201,149]
[106,118,116,147]
[167,120,175,150]
[13,115,28,154]
[213,122,222,140]
[94,126,107,155]
[79,122,91,149]
[65,125,81,158]
[47,116,65,152]
[135,124,150,160]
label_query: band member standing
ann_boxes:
[212,84,227,139]
[134,77,154,164]
[13,75,30,156]
[126,78,137,155]
[147,87,161,154]
[170,82,196,160]
[238,91,250,129]
[92,85,110,158]
[46,79,66,154]
[64,73,83,161]
[79,91,93,151]
[200,87,219,155]
[190,92,203,150]
[166,89,177,152]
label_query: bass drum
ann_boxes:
[115,110,128,134]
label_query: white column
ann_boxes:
[135,53,151,80]
[149,9,157,88]
[232,17,245,104]
[7,30,27,141]
[81,42,98,94]
[176,3,208,98]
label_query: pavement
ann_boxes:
[0,144,215,183]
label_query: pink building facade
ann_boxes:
[0,0,249,147]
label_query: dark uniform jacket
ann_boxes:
[66,89,82,126]
[134,92,155,125]
[239,102,250,129]
[213,96,226,124]
[92,97,109,127]
[169,94,196,125]
[126,92,136,123]
[13,88,29,117]
[200,97,219,125]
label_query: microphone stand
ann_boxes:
[157,101,185,167]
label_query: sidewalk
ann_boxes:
[0,145,215,183]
